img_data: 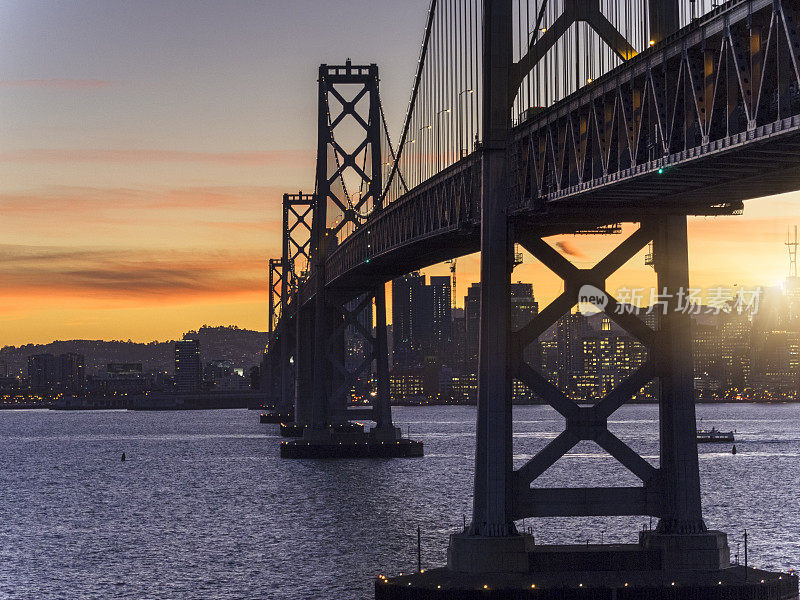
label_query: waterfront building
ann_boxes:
[464,283,481,375]
[174,336,201,393]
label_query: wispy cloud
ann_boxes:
[0,79,113,89]
[555,240,585,258]
[0,148,313,166]
[0,185,285,215]
[0,244,267,301]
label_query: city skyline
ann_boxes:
[1,247,796,349]
[6,267,797,406]
[2,0,799,347]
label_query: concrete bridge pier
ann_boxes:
[281,282,422,458]
[293,303,315,428]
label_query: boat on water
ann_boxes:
[696,427,735,443]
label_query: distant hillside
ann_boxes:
[0,325,267,377]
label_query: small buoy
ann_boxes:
[731,445,737,455]
[121,452,126,462]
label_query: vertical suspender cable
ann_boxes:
[382,0,439,203]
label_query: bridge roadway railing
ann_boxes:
[301,153,482,304]
[511,0,800,209]
[299,0,800,306]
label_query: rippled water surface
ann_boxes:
[1,404,798,599]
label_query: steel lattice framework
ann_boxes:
[513,0,800,208]
[262,0,800,556]
[314,0,800,302]
[305,62,394,432]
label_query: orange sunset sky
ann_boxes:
[1,0,797,347]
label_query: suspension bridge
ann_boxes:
[262,0,800,597]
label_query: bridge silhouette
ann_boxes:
[264,0,800,595]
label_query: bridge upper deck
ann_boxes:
[318,0,800,302]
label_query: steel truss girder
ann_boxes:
[514,0,800,205]
[325,156,481,288]
[510,224,663,521]
[298,1,800,305]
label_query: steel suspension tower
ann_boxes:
[471,0,515,539]
[448,0,726,573]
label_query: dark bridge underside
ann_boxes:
[315,0,800,304]
[321,122,800,302]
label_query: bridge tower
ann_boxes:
[279,61,422,457]
[262,192,313,419]
[282,192,314,420]
[447,0,728,575]
[309,61,392,434]
[265,257,286,409]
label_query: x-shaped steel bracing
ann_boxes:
[284,193,314,276]
[511,224,661,519]
[324,292,379,414]
[320,64,382,237]
[268,258,285,341]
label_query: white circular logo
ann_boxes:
[578,284,608,316]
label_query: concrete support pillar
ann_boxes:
[649,0,680,44]
[294,304,315,426]
[279,295,292,412]
[470,0,515,538]
[328,304,347,422]
[373,285,393,431]
[311,64,330,431]
[653,215,705,534]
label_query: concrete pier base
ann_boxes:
[279,422,305,437]
[447,534,536,573]
[377,536,797,600]
[376,564,798,600]
[260,410,292,424]
[279,421,364,438]
[280,425,423,458]
[639,530,731,571]
[447,532,731,573]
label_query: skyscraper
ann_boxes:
[393,272,423,368]
[464,283,481,374]
[58,352,85,395]
[27,353,58,393]
[510,282,539,368]
[557,312,590,388]
[429,275,452,357]
[392,272,435,368]
[175,336,201,393]
[451,309,467,373]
